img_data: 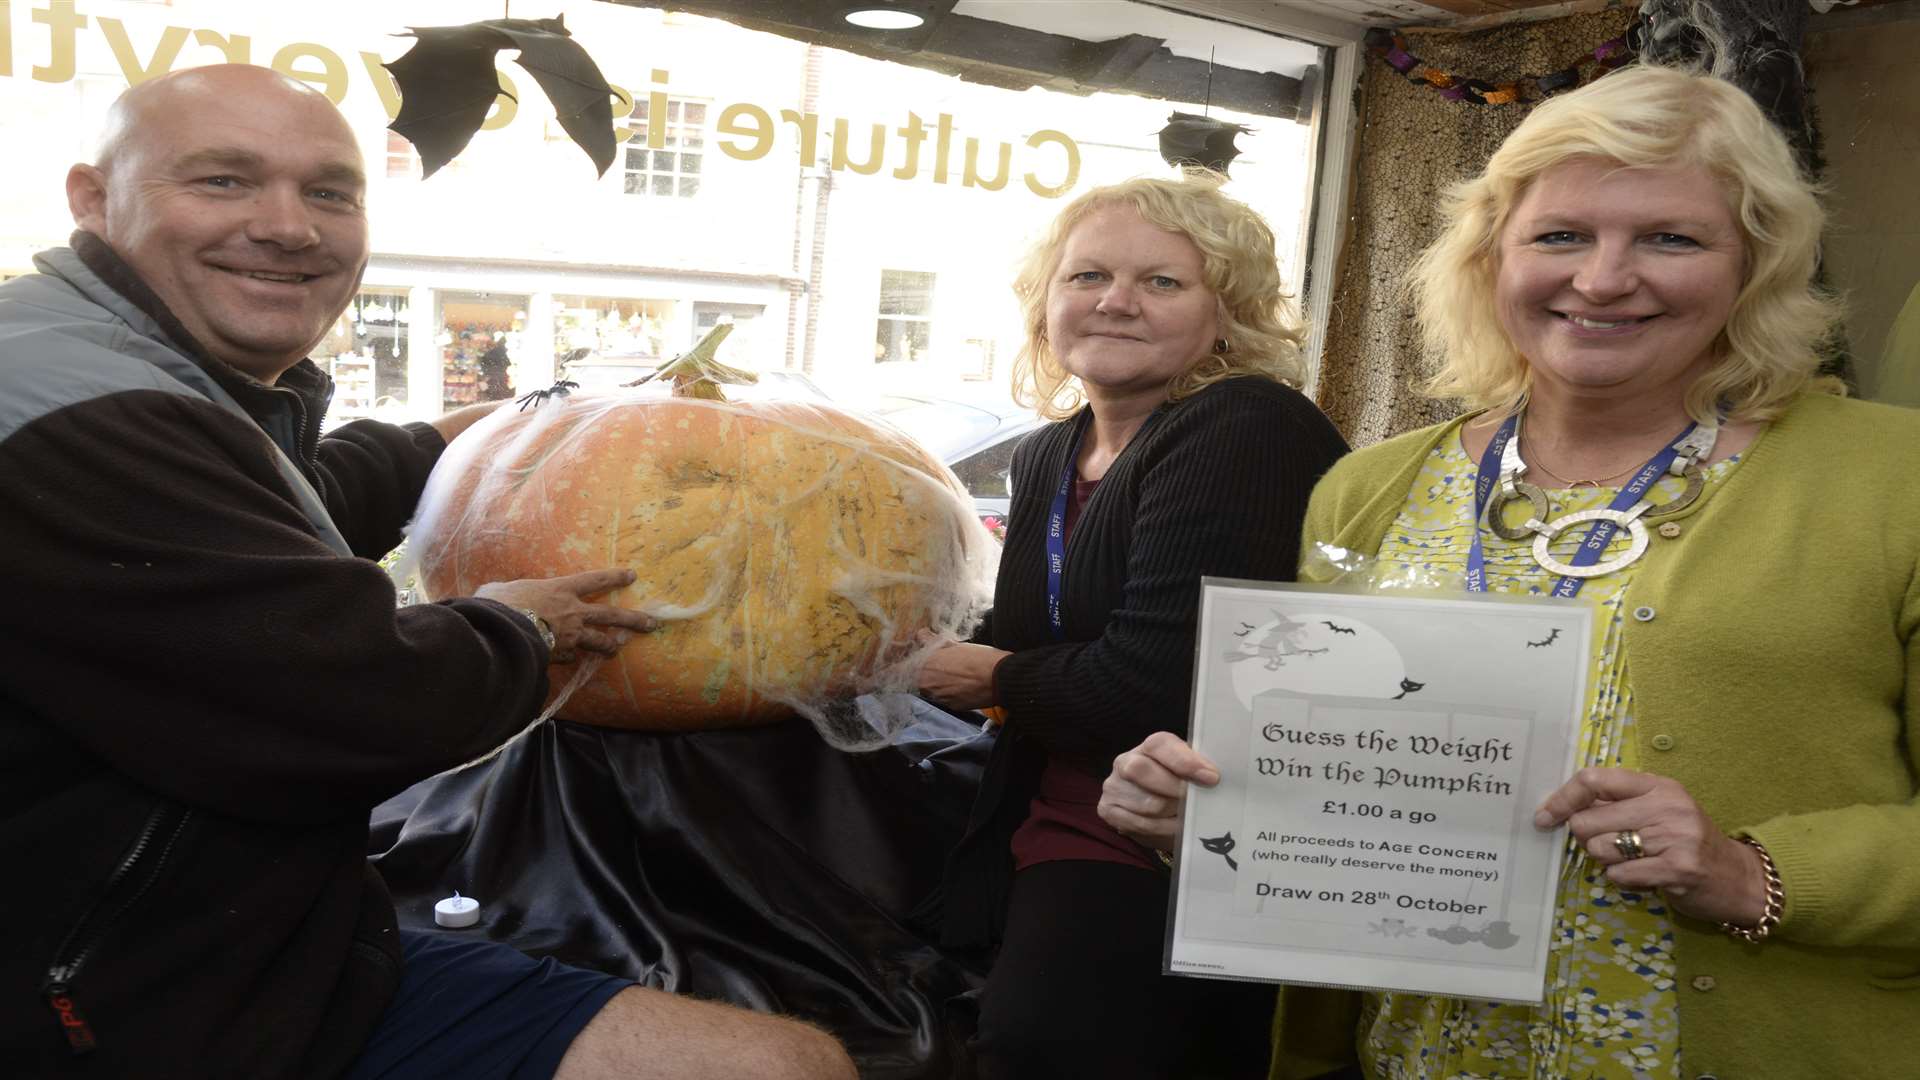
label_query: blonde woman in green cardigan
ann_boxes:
[1098,65,1920,1080]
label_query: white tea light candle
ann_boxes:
[434,891,480,928]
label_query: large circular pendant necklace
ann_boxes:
[1484,411,1717,579]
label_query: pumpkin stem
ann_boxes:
[640,323,754,401]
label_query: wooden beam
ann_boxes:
[646,1,1309,119]
[1064,33,1164,85]
[1416,0,1529,15]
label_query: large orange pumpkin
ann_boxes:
[411,374,993,735]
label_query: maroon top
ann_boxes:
[1009,475,1162,873]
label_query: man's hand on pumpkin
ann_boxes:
[475,569,658,664]
[914,633,1009,712]
[428,398,514,443]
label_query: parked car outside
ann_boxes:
[869,396,1045,541]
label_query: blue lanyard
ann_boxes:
[1044,423,1082,640]
[1463,418,1518,595]
[1467,414,1696,598]
[1045,410,1160,639]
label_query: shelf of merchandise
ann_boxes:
[441,325,500,409]
[328,354,376,418]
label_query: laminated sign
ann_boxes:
[1165,580,1589,1003]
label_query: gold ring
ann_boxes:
[1613,829,1646,860]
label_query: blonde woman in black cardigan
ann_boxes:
[917,176,1347,1078]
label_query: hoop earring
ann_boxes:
[1213,338,1229,354]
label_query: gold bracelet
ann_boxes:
[1722,836,1784,943]
[1156,849,1175,870]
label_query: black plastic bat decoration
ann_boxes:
[1322,621,1357,636]
[1156,112,1251,176]
[1199,831,1238,871]
[1527,628,1563,649]
[385,15,615,179]
[1393,677,1425,700]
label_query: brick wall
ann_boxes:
[1807,9,1920,401]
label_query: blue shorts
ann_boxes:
[345,930,633,1080]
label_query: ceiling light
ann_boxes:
[843,8,925,30]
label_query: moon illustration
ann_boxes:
[1225,611,1410,708]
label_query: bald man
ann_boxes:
[0,66,853,1079]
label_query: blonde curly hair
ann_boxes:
[1411,64,1842,422]
[1009,173,1307,420]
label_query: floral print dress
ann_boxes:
[1354,431,1741,1080]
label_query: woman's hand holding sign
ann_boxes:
[1097,731,1219,852]
[1534,766,1769,928]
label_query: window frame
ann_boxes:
[384,130,420,180]
[621,96,712,199]
[1153,1,1364,395]
[874,269,937,365]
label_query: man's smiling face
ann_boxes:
[72,67,370,383]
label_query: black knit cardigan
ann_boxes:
[941,375,1348,947]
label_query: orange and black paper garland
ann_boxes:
[1364,27,1635,105]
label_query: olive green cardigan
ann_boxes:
[1270,393,1920,1080]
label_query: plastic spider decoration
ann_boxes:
[516,380,580,410]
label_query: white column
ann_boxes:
[407,285,439,423]
[522,291,556,388]
[671,293,698,354]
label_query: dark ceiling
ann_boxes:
[599,0,1307,120]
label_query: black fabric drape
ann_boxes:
[369,705,994,1078]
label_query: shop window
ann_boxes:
[0,1,1349,428]
[623,98,708,197]
[316,288,411,429]
[554,296,678,392]
[875,270,934,364]
[438,291,527,409]
[692,302,767,367]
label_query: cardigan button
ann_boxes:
[1650,734,1676,751]
[1658,522,1683,539]
[1695,1075,1719,1080]
[1690,975,1717,992]
[1632,606,1657,622]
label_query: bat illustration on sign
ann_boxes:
[1223,611,1331,671]
[1156,112,1251,175]
[1199,831,1238,871]
[1527,628,1562,648]
[385,15,616,179]
[1225,611,1410,702]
